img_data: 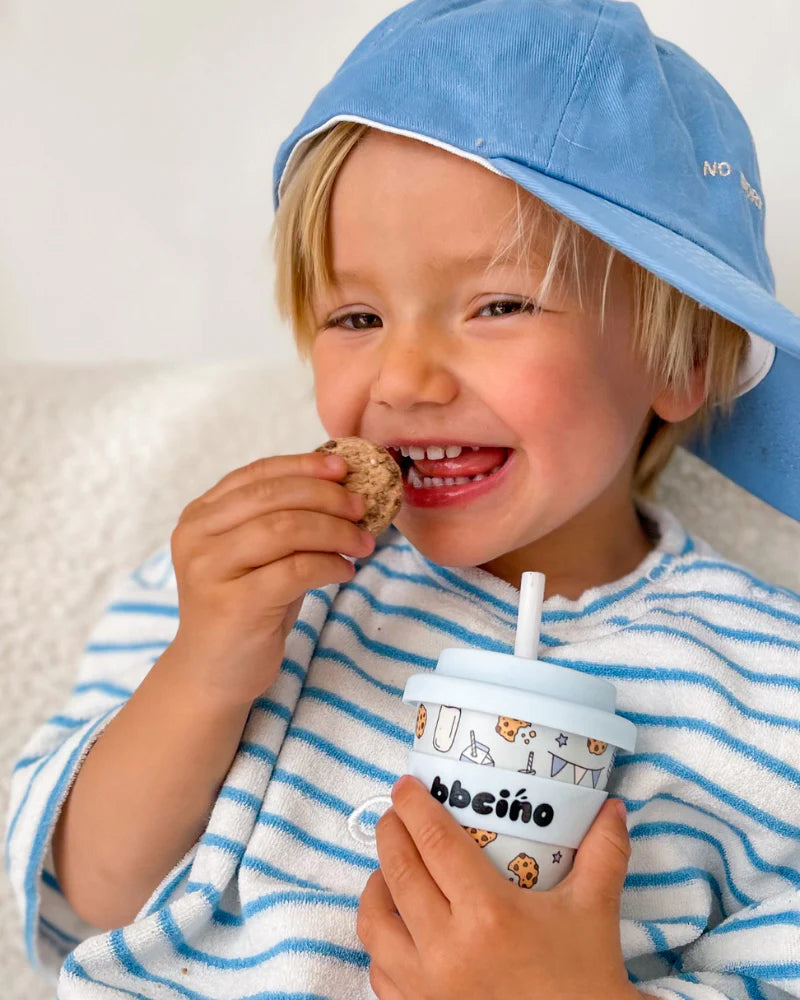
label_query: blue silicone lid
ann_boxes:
[435,648,616,711]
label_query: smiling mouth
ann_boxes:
[387,446,512,487]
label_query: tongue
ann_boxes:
[412,446,508,478]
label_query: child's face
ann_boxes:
[308,130,675,589]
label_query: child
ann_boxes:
[6,0,800,997]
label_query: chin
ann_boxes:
[396,518,505,568]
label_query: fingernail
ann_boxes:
[614,799,627,822]
[393,774,413,796]
[325,455,346,471]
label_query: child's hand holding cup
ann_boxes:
[402,573,637,890]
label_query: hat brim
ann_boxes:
[489,154,800,361]
[683,346,800,522]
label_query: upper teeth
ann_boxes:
[399,445,481,460]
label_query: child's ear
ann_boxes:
[650,361,707,423]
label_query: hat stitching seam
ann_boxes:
[546,2,606,173]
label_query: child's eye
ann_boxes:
[325,298,542,330]
[326,312,381,331]
[476,298,542,319]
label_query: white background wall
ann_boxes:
[1,0,798,365]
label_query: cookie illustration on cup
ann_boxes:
[496,716,531,743]
[314,437,403,535]
[463,826,498,849]
[587,738,608,755]
[415,705,428,739]
[508,852,540,888]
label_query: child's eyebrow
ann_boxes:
[331,245,545,285]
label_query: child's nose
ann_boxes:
[368,328,458,409]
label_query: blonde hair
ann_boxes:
[271,121,751,499]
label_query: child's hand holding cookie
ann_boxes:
[358,775,658,1000]
[166,449,378,707]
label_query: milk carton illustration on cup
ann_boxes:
[403,572,637,891]
[432,706,461,752]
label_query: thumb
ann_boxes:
[563,797,630,906]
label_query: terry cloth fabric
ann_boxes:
[5,497,800,1000]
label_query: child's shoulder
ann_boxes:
[654,502,800,623]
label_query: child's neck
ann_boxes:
[478,495,656,601]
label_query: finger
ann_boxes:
[181,450,352,514]
[390,774,499,907]
[358,868,418,982]
[211,547,361,611]
[180,470,366,535]
[189,508,374,579]
[561,797,631,910]
[374,806,451,947]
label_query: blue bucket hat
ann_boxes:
[273,0,800,522]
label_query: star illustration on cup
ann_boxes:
[555,733,569,747]
[552,851,563,863]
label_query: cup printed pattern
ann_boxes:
[414,702,616,890]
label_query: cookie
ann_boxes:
[315,437,403,535]
[587,737,608,755]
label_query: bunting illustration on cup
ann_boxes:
[403,572,637,890]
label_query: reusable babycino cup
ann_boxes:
[402,573,637,891]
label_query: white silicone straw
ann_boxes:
[514,571,546,659]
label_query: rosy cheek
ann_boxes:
[509,361,581,423]
[314,392,348,435]
[312,363,369,437]
[310,376,340,429]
